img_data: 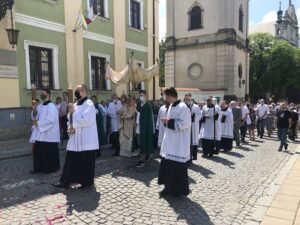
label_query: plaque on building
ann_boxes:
[0,64,18,78]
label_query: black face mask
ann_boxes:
[75,90,81,99]
[40,94,47,101]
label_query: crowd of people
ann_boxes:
[28,85,300,197]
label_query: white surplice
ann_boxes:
[156,104,169,147]
[35,101,60,143]
[67,98,99,152]
[199,105,222,141]
[190,103,201,145]
[107,100,123,132]
[221,108,234,139]
[160,101,191,163]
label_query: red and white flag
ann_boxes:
[85,0,95,24]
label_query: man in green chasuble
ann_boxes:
[136,90,154,167]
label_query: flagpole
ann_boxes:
[73,6,83,32]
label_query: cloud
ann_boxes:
[260,11,277,23]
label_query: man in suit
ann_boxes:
[230,101,242,147]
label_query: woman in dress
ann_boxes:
[248,103,257,141]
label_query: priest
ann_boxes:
[53,84,99,189]
[199,96,222,158]
[184,94,201,161]
[136,90,154,168]
[30,89,60,174]
[158,87,191,197]
[219,101,234,152]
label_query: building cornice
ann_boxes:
[125,42,148,53]
[15,13,65,33]
[83,31,115,45]
[166,28,249,51]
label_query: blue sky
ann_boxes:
[159,0,300,39]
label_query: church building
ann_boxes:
[164,0,249,101]
[275,0,299,47]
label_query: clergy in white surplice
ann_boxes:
[30,89,60,174]
[158,87,191,197]
[199,96,222,158]
[156,102,169,149]
[219,101,234,152]
[107,93,123,156]
[53,85,99,189]
[184,94,201,161]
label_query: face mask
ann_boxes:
[75,90,81,99]
[40,94,47,100]
[139,96,145,102]
[113,99,118,103]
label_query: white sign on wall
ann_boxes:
[0,64,18,78]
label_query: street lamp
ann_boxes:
[5,7,19,48]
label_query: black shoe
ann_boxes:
[145,153,153,163]
[136,161,146,168]
[208,154,214,158]
[52,182,68,189]
[284,143,288,150]
[278,148,282,152]
[29,170,38,174]
[159,190,168,198]
[202,154,208,158]
[112,152,119,157]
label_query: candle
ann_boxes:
[68,86,73,104]
[31,84,36,104]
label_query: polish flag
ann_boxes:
[85,0,95,24]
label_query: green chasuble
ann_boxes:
[138,102,154,154]
[94,103,107,146]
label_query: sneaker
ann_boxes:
[145,153,153,163]
[136,161,146,168]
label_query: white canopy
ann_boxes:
[105,59,159,85]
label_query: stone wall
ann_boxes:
[0,107,31,141]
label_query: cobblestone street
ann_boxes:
[0,135,298,225]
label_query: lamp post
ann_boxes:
[0,0,19,48]
[6,7,19,48]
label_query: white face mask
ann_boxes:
[113,99,118,103]
[139,96,145,102]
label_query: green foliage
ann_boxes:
[249,33,300,99]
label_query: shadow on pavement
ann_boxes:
[237,146,253,151]
[207,155,235,169]
[222,151,245,158]
[189,164,215,179]
[165,196,214,225]
[65,186,100,215]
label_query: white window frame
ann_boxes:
[130,60,144,90]
[128,0,144,30]
[92,0,109,18]
[24,40,59,90]
[88,51,111,91]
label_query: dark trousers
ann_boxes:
[111,131,120,155]
[190,145,198,160]
[289,123,297,140]
[240,122,247,142]
[257,119,266,137]
[278,128,288,149]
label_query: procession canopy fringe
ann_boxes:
[105,59,160,85]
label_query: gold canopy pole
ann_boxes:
[67,85,75,134]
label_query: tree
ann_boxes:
[249,33,300,101]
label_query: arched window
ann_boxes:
[277,28,281,35]
[239,6,244,32]
[189,6,203,30]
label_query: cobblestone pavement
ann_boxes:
[0,135,298,225]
